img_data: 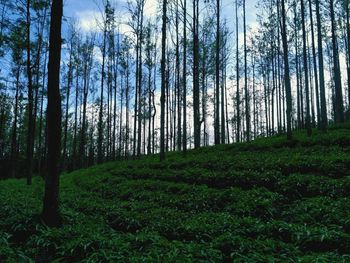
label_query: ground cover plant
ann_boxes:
[1,125,350,262]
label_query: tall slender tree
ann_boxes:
[243,0,250,142]
[215,0,220,145]
[182,0,187,153]
[330,0,344,123]
[301,0,312,136]
[235,0,240,142]
[315,0,327,130]
[160,0,167,161]
[26,0,34,185]
[281,0,293,139]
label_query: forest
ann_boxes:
[1,0,350,261]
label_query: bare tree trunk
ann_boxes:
[176,0,181,151]
[182,0,187,153]
[98,28,107,163]
[308,0,320,126]
[346,0,350,109]
[160,0,167,161]
[330,0,344,123]
[62,43,73,170]
[11,67,20,177]
[243,0,250,142]
[193,0,200,148]
[215,0,220,145]
[281,0,293,139]
[42,0,63,227]
[315,0,327,130]
[301,0,312,136]
[235,0,240,142]
[26,0,34,185]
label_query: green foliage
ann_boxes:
[1,126,350,261]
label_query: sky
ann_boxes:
[63,0,258,35]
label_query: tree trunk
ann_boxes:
[215,0,220,145]
[182,0,187,153]
[235,0,240,142]
[330,0,344,123]
[301,0,312,136]
[193,0,200,148]
[26,0,34,185]
[308,0,320,126]
[346,0,350,109]
[62,44,73,170]
[160,0,167,161]
[281,0,293,139]
[42,0,63,227]
[243,0,250,142]
[315,0,327,130]
[11,67,20,177]
[98,28,107,163]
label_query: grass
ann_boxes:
[1,125,350,262]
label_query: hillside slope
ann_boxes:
[1,125,350,262]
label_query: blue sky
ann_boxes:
[63,0,258,35]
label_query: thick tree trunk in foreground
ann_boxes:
[42,0,63,227]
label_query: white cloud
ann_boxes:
[75,10,103,32]
[144,0,158,18]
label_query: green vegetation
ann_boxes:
[1,126,350,262]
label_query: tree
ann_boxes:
[330,0,344,123]
[97,2,109,164]
[315,0,327,130]
[42,0,63,227]
[235,0,240,142]
[160,0,167,161]
[26,0,34,185]
[214,0,220,145]
[281,0,293,139]
[243,0,250,142]
[193,0,200,148]
[345,0,350,109]
[182,0,187,153]
[301,0,311,136]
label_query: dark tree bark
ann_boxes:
[330,0,344,123]
[26,0,34,185]
[137,1,145,157]
[308,0,320,126]
[160,0,166,161]
[215,0,220,145]
[98,27,107,163]
[281,0,293,139]
[42,0,63,227]
[315,0,327,130]
[11,67,20,177]
[235,0,240,142]
[182,0,187,153]
[62,42,73,170]
[301,0,312,136]
[176,0,181,151]
[193,0,200,149]
[346,0,350,108]
[243,0,250,142]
